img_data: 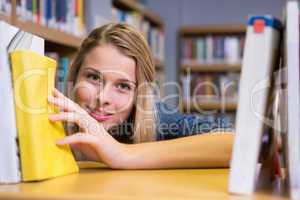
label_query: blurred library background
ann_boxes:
[0,0,285,128]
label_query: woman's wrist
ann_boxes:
[93,135,131,169]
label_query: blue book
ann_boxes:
[55,0,60,24]
[56,57,69,94]
[26,0,32,20]
[63,0,67,24]
[45,0,51,26]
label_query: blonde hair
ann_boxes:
[68,23,157,143]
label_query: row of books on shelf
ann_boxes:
[16,0,86,37]
[181,73,239,103]
[181,35,244,65]
[45,52,70,95]
[0,20,78,184]
[1,0,166,67]
[112,6,165,62]
[0,0,10,15]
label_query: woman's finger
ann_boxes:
[56,133,99,146]
[52,88,66,98]
[49,112,89,132]
[47,95,85,115]
[49,112,103,134]
[51,88,87,115]
[48,94,72,110]
[52,89,76,109]
[70,143,100,162]
[48,95,69,112]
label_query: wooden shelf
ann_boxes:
[113,0,164,28]
[181,63,241,73]
[14,19,84,49]
[0,12,11,23]
[182,100,237,111]
[178,24,245,114]
[179,24,246,36]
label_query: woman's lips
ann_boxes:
[89,112,112,122]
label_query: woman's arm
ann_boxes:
[113,132,234,169]
[49,89,234,169]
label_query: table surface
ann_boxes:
[0,162,289,200]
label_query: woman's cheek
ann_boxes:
[74,81,98,106]
[111,92,135,113]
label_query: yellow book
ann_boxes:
[10,50,78,181]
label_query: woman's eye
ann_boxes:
[116,83,131,91]
[86,73,101,82]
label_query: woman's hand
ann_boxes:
[47,88,127,168]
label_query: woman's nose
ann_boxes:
[97,84,112,106]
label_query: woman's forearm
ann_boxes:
[114,132,234,169]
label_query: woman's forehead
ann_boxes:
[82,45,136,81]
[84,45,135,68]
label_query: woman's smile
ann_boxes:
[89,111,113,122]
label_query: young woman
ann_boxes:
[48,23,234,169]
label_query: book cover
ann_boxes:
[10,50,78,181]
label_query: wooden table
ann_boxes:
[0,162,288,200]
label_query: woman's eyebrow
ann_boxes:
[118,78,136,85]
[84,67,101,75]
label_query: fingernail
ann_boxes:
[47,96,53,101]
[56,140,64,145]
[48,115,55,121]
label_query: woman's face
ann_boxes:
[74,44,137,130]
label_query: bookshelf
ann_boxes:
[14,19,83,49]
[1,0,85,57]
[1,0,166,95]
[0,12,10,23]
[112,0,165,68]
[179,24,246,35]
[113,0,163,28]
[178,25,246,123]
[181,63,241,73]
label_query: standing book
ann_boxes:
[10,50,78,181]
[229,16,282,195]
[286,1,300,199]
[0,21,20,184]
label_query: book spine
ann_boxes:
[32,0,37,23]
[40,0,45,26]
[25,0,32,21]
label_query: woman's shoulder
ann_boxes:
[154,101,234,140]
